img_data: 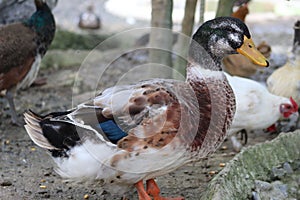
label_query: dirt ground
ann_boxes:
[0,4,299,200]
[0,74,283,200]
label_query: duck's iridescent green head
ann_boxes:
[23,0,55,55]
[24,0,55,38]
[189,17,269,68]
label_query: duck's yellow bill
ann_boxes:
[237,36,269,67]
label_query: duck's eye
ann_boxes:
[248,44,252,48]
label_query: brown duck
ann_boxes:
[0,0,55,125]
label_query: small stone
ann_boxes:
[31,147,36,151]
[56,189,63,193]
[255,180,272,191]
[272,181,288,197]
[271,167,286,179]
[245,174,250,179]
[90,189,96,195]
[84,194,89,199]
[221,146,227,150]
[289,187,297,196]
[252,191,261,200]
[44,172,51,176]
[1,180,12,186]
[42,194,50,198]
[283,162,293,174]
[38,190,48,194]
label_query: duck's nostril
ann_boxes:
[265,60,269,67]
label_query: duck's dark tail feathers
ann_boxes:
[24,110,56,150]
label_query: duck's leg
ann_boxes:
[5,90,23,126]
[146,179,184,200]
[230,135,242,152]
[134,180,151,200]
[240,129,248,145]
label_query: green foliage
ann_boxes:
[49,29,118,50]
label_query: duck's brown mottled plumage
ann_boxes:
[24,17,268,199]
[115,81,195,152]
[187,74,235,151]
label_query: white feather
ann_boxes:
[225,72,291,135]
[17,54,41,90]
[224,73,296,151]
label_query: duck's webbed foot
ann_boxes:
[146,179,185,200]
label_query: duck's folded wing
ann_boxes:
[24,78,202,180]
[25,79,199,174]
[0,23,37,90]
[0,23,37,73]
[69,79,199,145]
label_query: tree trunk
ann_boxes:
[199,0,206,25]
[173,0,197,79]
[293,20,300,53]
[215,0,235,17]
[149,0,173,78]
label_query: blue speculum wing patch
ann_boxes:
[98,120,128,144]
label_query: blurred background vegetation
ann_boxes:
[0,0,299,72]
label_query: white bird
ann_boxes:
[225,72,298,152]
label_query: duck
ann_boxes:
[231,3,249,22]
[0,0,55,125]
[78,4,101,30]
[222,3,272,78]
[267,20,300,113]
[24,17,268,200]
[225,72,298,152]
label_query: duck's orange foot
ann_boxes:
[146,179,185,200]
[135,180,152,200]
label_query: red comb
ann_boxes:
[290,97,299,111]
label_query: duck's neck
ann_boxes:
[187,37,225,72]
[186,53,224,82]
[23,3,55,55]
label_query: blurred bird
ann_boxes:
[223,3,272,77]
[234,0,251,7]
[232,3,249,22]
[225,72,298,152]
[0,0,55,125]
[78,4,101,30]
[267,20,300,127]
